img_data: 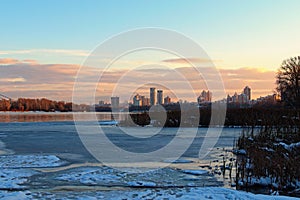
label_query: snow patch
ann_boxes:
[55,167,121,185]
[279,142,300,151]
[261,147,275,152]
[4,187,296,200]
[0,155,65,168]
[0,169,37,189]
[0,191,31,200]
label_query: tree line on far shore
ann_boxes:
[0,98,75,112]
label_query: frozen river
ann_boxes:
[0,113,296,199]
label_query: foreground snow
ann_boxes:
[0,155,66,168]
[0,169,38,189]
[0,166,297,199]
[53,166,219,188]
[0,155,66,190]
[0,187,298,200]
[0,191,31,200]
[0,154,297,199]
[55,167,121,185]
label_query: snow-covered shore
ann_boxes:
[0,187,298,200]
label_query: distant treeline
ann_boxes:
[225,107,300,127]
[124,107,300,127]
[0,98,90,112]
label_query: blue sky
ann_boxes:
[1,0,299,68]
[0,1,300,101]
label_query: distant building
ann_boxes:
[150,88,156,105]
[238,93,248,104]
[141,96,150,106]
[256,94,280,105]
[243,86,251,101]
[164,96,171,104]
[157,90,163,104]
[197,90,212,103]
[227,95,233,103]
[232,92,238,103]
[99,100,105,106]
[111,96,119,108]
[227,86,252,107]
[133,94,142,106]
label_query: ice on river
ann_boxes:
[0,155,66,168]
[0,187,298,200]
[0,169,38,189]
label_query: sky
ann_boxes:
[1,0,300,103]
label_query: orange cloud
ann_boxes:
[0,77,26,83]
[0,58,20,65]
[23,59,38,64]
[0,58,278,102]
[162,57,215,64]
[0,58,39,65]
[219,67,276,98]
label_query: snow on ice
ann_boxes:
[0,187,298,200]
[0,155,65,168]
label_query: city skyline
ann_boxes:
[97,85,278,107]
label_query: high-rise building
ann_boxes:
[238,93,248,104]
[150,88,156,105]
[227,86,252,107]
[226,95,233,104]
[232,92,238,103]
[157,90,163,104]
[133,94,142,106]
[243,86,251,101]
[197,90,212,103]
[164,96,171,104]
[111,96,119,108]
[141,96,150,106]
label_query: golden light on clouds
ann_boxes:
[0,58,277,102]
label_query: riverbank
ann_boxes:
[235,125,300,197]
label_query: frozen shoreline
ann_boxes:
[0,187,298,200]
[0,154,297,199]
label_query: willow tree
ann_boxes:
[276,56,300,108]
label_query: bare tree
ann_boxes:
[276,56,300,108]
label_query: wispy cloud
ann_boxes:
[219,67,276,96]
[0,58,20,65]
[0,50,32,55]
[0,77,26,83]
[0,49,89,57]
[23,59,38,64]
[0,58,38,65]
[162,57,214,64]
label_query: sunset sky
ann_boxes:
[1,0,300,103]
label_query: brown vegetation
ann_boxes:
[0,98,74,112]
[235,112,300,196]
